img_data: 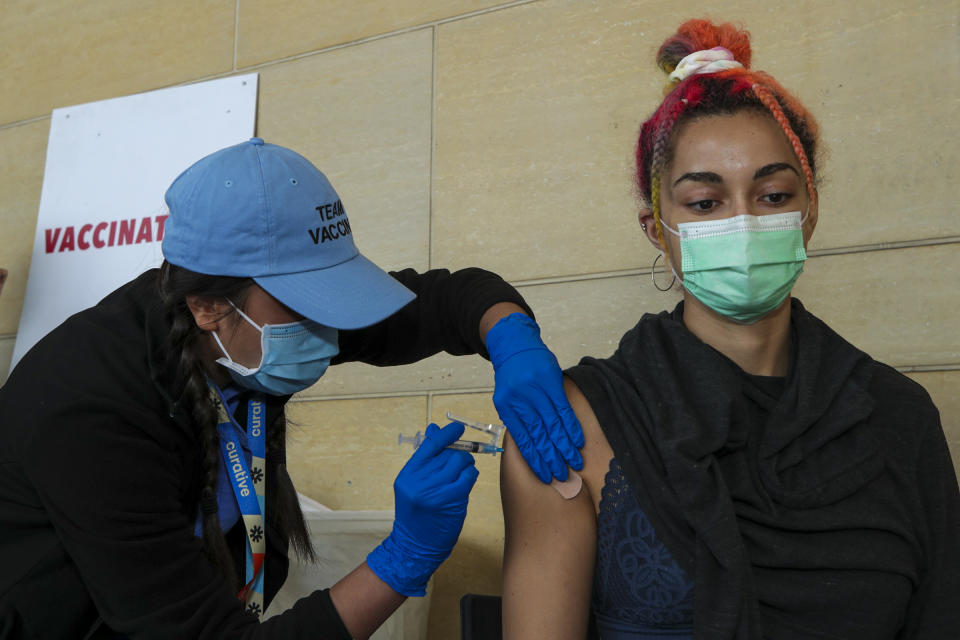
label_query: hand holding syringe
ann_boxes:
[399,412,505,456]
[398,412,583,499]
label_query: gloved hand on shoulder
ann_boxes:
[367,422,478,596]
[485,312,584,483]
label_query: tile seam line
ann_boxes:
[434,0,539,25]
[0,115,49,131]
[806,235,960,257]
[231,0,538,71]
[233,0,240,71]
[896,364,960,373]
[428,24,438,271]
[289,388,494,403]
[287,367,960,403]
[510,236,960,287]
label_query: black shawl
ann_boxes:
[567,299,959,639]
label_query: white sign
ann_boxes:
[12,74,259,366]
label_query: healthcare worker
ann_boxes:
[0,138,583,639]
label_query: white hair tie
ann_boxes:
[668,47,743,83]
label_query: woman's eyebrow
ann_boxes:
[754,162,799,180]
[673,163,799,187]
[673,171,722,187]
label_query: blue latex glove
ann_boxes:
[367,422,479,596]
[486,312,584,483]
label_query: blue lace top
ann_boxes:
[591,458,694,639]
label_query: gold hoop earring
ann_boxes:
[652,253,676,292]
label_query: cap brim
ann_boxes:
[254,253,416,330]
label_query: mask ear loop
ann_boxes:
[225,298,264,333]
[212,299,266,374]
[211,330,236,363]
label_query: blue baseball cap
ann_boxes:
[162,138,415,329]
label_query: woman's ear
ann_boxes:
[185,295,232,332]
[638,208,664,251]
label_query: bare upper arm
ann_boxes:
[500,377,611,640]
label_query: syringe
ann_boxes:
[398,431,504,456]
[446,440,504,455]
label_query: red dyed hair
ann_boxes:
[637,19,820,251]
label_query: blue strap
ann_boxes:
[207,384,268,618]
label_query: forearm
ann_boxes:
[329,562,407,640]
[479,301,528,342]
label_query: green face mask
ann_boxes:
[662,210,807,324]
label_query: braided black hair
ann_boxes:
[156,261,315,591]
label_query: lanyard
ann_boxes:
[209,385,268,619]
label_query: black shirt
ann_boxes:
[567,300,960,639]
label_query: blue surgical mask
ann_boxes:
[661,210,808,324]
[212,300,339,395]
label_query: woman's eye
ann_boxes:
[761,192,790,204]
[688,199,717,212]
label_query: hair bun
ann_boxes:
[657,19,752,76]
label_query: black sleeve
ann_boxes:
[332,267,533,366]
[256,589,352,639]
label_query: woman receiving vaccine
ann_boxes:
[501,19,959,639]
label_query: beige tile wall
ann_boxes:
[2,1,957,638]
[0,119,49,336]
[285,396,428,509]
[256,28,434,273]
[432,0,960,282]
[0,339,14,383]
[0,0,236,125]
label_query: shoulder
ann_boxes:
[564,377,613,462]
[795,302,943,460]
[869,362,935,405]
[564,378,616,507]
[501,379,609,513]
[500,379,613,510]
[564,377,597,429]
[15,276,158,400]
[1,270,181,458]
[15,269,160,372]
[864,361,944,468]
[868,362,939,424]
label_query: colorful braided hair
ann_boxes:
[637,19,820,255]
